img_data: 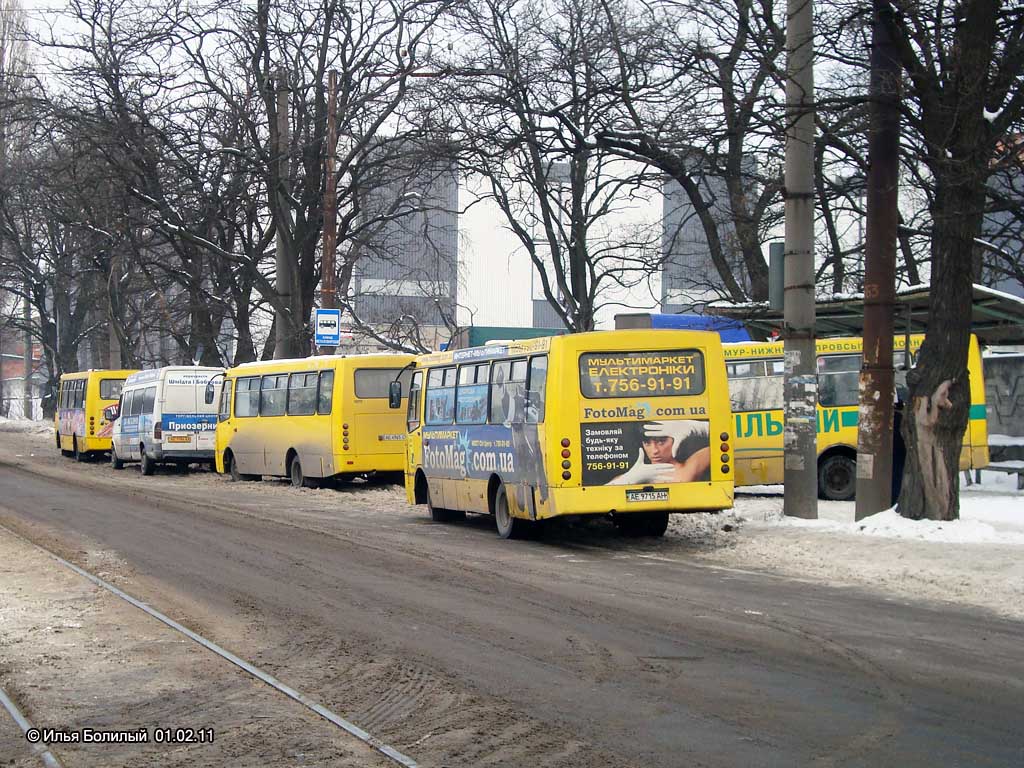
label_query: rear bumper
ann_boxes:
[151,447,215,462]
[540,480,734,519]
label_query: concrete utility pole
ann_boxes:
[782,0,818,519]
[855,0,901,519]
[274,68,294,359]
[320,69,339,355]
[22,283,31,417]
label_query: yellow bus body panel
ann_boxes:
[725,334,989,487]
[214,354,413,479]
[55,369,138,454]
[405,330,734,520]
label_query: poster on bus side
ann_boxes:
[580,418,711,486]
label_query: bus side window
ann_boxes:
[407,371,423,432]
[489,361,511,424]
[288,372,317,415]
[260,374,288,416]
[317,370,334,415]
[74,380,84,409]
[425,366,456,425]
[234,377,259,418]
[817,355,860,407]
[526,355,547,423]
[129,389,145,417]
[121,390,135,418]
[219,380,233,422]
[141,386,156,415]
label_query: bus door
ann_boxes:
[405,370,424,492]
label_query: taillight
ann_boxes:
[720,431,730,473]
[154,422,162,439]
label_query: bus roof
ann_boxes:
[59,369,138,380]
[417,328,726,367]
[227,352,414,374]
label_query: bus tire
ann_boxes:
[111,446,125,470]
[289,456,313,488]
[229,454,259,482]
[494,484,528,539]
[426,484,463,522]
[643,511,670,537]
[818,453,856,501]
[140,449,156,476]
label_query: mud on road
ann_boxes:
[1,429,1023,767]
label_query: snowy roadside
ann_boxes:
[673,473,1024,622]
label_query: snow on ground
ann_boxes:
[730,471,1024,545]
[0,416,53,435]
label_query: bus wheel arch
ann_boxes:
[73,436,87,462]
[414,470,429,505]
[817,447,857,501]
[287,449,314,488]
[140,444,155,476]
[492,478,530,539]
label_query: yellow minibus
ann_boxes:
[55,369,138,461]
[213,354,413,486]
[724,334,989,499]
[394,330,734,539]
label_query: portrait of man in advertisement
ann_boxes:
[608,419,711,485]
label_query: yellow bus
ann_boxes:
[393,330,735,539]
[724,334,990,500]
[55,369,138,461]
[213,354,414,486]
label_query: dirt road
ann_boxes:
[1,444,1022,767]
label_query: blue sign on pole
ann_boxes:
[314,308,342,346]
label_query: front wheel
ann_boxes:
[111,446,125,470]
[818,454,856,501]
[426,481,464,522]
[494,484,530,539]
[140,450,155,476]
[229,454,259,482]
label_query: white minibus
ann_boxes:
[110,366,224,474]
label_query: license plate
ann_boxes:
[626,488,669,503]
[167,435,191,444]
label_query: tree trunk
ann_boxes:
[897,180,979,520]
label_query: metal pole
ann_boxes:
[320,70,339,355]
[274,68,293,359]
[855,0,901,519]
[782,0,817,518]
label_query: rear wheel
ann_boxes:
[140,449,155,476]
[110,446,125,470]
[818,454,856,501]
[289,457,314,488]
[494,484,529,539]
[73,438,88,463]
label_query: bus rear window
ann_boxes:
[354,368,412,399]
[579,349,705,398]
[100,379,125,400]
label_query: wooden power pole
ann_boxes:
[855,0,901,519]
[320,69,339,355]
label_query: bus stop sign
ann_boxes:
[314,308,342,346]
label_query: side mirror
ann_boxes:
[103,404,120,421]
[388,380,402,409]
[204,380,216,405]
